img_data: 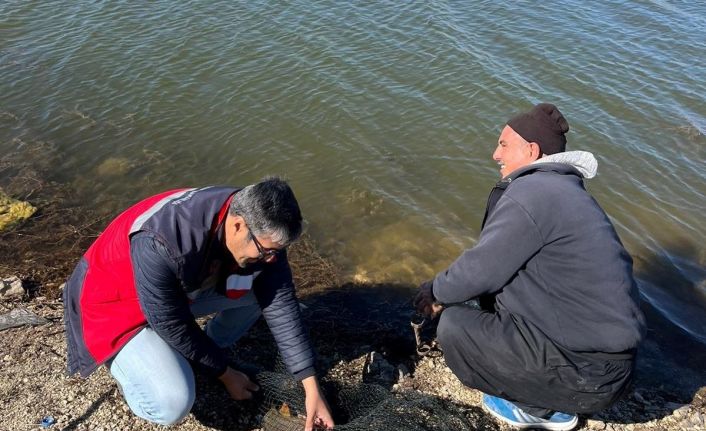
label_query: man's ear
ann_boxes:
[528,142,542,160]
[231,214,246,233]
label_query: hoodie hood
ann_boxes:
[531,150,598,179]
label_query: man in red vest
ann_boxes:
[64,177,334,429]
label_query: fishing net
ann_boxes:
[256,368,475,431]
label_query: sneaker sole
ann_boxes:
[482,402,578,431]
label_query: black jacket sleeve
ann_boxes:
[433,194,543,304]
[253,251,316,381]
[130,232,228,377]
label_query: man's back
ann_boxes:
[491,163,645,352]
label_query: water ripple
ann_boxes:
[1,0,704,341]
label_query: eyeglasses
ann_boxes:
[248,229,280,262]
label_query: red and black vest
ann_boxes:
[63,187,239,377]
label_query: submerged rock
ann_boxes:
[0,190,36,231]
[96,157,133,177]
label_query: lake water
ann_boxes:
[1,1,704,344]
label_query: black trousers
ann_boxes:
[437,304,635,416]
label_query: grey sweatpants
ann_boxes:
[437,304,635,416]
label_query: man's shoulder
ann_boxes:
[503,169,585,212]
[511,167,582,189]
[507,169,566,193]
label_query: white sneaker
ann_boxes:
[482,394,578,430]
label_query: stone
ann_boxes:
[677,418,692,429]
[586,419,606,429]
[96,157,133,177]
[689,411,704,426]
[0,190,37,231]
[0,308,49,331]
[363,351,395,383]
[0,276,25,298]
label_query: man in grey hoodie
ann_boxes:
[414,103,644,431]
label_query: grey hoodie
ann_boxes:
[433,151,645,353]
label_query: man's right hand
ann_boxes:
[413,280,444,318]
[218,367,260,400]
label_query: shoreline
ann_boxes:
[1,164,705,430]
[2,264,705,430]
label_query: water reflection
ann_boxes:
[634,242,706,345]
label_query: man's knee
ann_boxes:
[118,365,196,425]
[437,306,466,349]
[136,386,195,425]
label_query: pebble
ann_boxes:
[674,405,692,417]
[587,419,606,429]
[689,411,704,426]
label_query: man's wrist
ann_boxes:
[301,375,321,397]
[426,278,437,302]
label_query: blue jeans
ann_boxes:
[108,289,262,425]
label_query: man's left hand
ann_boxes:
[302,376,334,430]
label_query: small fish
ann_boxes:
[278,402,291,417]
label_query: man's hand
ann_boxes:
[218,367,259,400]
[302,376,334,430]
[413,280,444,318]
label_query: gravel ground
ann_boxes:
[1,292,705,431]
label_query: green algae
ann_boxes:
[0,190,36,232]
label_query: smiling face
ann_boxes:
[492,125,542,178]
[224,213,284,268]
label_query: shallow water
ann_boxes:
[1,1,704,343]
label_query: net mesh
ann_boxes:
[256,368,475,431]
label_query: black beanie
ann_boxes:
[506,103,569,155]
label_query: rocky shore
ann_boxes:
[1,277,705,431]
[1,154,704,430]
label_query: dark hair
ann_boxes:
[228,177,303,245]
